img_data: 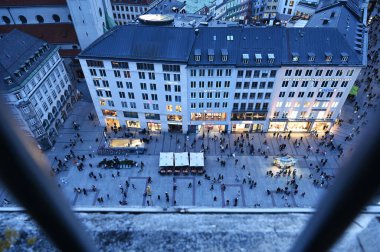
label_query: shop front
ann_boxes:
[168,123,182,132]
[126,120,141,128]
[232,122,264,132]
[311,121,332,132]
[197,124,226,133]
[268,122,287,132]
[286,121,311,132]
[147,122,161,132]
[105,117,120,128]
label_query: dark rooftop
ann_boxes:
[79,24,363,67]
[0,29,57,91]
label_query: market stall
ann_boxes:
[174,152,189,174]
[159,152,174,174]
[273,155,297,169]
[190,152,205,174]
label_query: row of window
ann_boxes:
[284,69,354,77]
[275,101,339,109]
[273,111,334,119]
[1,14,65,25]
[112,4,148,13]
[281,80,348,88]
[278,90,344,98]
[234,92,272,100]
[89,68,180,81]
[232,102,269,111]
[96,90,182,102]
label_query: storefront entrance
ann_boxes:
[147,122,161,132]
[312,122,331,132]
[198,124,226,133]
[126,120,140,128]
[168,124,182,133]
[105,118,120,128]
[286,122,311,132]
[268,122,286,132]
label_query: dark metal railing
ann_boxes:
[0,97,96,252]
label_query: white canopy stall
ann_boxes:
[159,152,174,167]
[174,152,189,167]
[190,152,204,167]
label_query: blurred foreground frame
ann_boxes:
[292,106,380,252]
[0,96,96,252]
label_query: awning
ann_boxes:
[174,152,189,167]
[190,152,204,167]
[159,152,174,167]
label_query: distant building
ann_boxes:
[78,5,366,134]
[0,30,74,150]
[214,0,252,21]
[110,0,158,24]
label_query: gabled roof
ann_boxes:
[80,25,196,63]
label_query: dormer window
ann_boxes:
[227,35,234,41]
[14,70,22,78]
[325,52,333,62]
[268,54,275,64]
[25,60,31,67]
[221,49,228,62]
[242,54,249,64]
[292,52,299,62]
[308,52,315,62]
[43,42,49,50]
[255,54,262,63]
[194,49,201,62]
[208,49,214,62]
[340,52,349,62]
[3,76,13,85]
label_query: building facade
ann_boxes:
[110,0,156,24]
[78,10,366,134]
[0,30,74,150]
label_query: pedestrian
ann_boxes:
[214,196,217,201]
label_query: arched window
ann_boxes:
[1,16,11,24]
[99,8,102,17]
[52,14,60,23]
[36,15,44,23]
[19,15,27,24]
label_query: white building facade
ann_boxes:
[0,30,74,150]
[78,22,366,134]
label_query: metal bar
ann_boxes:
[292,108,380,252]
[0,98,97,252]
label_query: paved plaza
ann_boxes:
[1,12,380,210]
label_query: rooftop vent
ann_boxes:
[322,18,329,25]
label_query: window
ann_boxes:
[141,93,148,100]
[326,70,333,76]
[105,91,112,97]
[96,90,103,97]
[138,72,145,79]
[298,92,304,97]
[215,92,220,98]
[215,102,220,108]
[285,69,292,76]
[116,81,123,88]
[301,81,308,87]
[199,69,205,76]
[130,102,136,108]
[225,69,231,76]
[346,69,354,76]
[269,70,276,77]
[102,80,109,87]
[295,69,302,76]
[222,102,228,108]
[126,82,133,89]
[321,81,328,87]
[259,82,266,89]
[174,74,180,81]
[331,102,339,108]
[89,69,97,76]
[261,71,269,78]
[190,70,196,76]
[255,103,261,110]
[279,92,285,97]
[140,83,147,90]
[191,81,196,88]
[233,103,239,110]
[19,15,27,24]
[267,82,274,89]
[150,83,156,90]
[143,103,150,110]
[108,100,114,107]
[237,70,244,78]
[136,63,154,71]
[236,82,242,89]
[317,92,323,98]
[307,92,314,98]
[305,70,312,76]
[121,101,128,108]
[207,102,212,108]
[99,69,106,76]
[128,92,135,99]
[326,92,334,98]
[223,92,229,98]
[174,85,181,92]
[313,81,319,87]
[124,71,131,78]
[162,64,180,72]
[198,103,204,108]
[240,103,246,110]
[149,72,156,80]
[111,61,129,69]
[331,81,338,87]
[336,92,343,98]
[2,16,11,24]
[234,93,240,99]
[288,92,295,97]
[165,95,172,102]
[282,81,288,87]
[52,14,60,22]
[249,93,256,99]
[208,69,214,77]
[42,102,48,111]
[291,81,298,87]
[191,103,196,108]
[242,93,248,99]
[199,81,204,88]
[336,70,343,76]
[216,69,223,77]
[153,104,159,110]
[341,81,348,87]
[216,81,222,88]
[253,70,260,77]
[87,60,104,67]
[243,82,250,89]
[276,102,283,107]
[119,92,125,98]
[224,81,230,88]
[316,70,323,76]
[36,15,44,23]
